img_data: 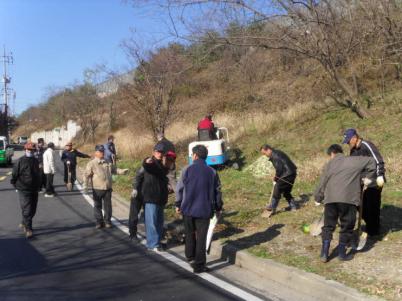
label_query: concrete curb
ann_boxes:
[76,166,383,301]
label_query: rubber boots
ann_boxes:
[266,198,280,214]
[338,243,354,261]
[320,240,331,263]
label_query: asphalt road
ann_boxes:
[0,154,251,301]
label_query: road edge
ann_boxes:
[76,166,384,301]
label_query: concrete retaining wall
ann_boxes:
[31,120,81,147]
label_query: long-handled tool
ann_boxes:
[206,214,219,254]
[355,186,368,251]
[261,181,277,218]
[66,161,73,191]
[310,209,325,236]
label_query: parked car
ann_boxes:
[17,136,28,145]
[0,136,14,166]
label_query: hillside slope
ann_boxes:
[104,91,401,301]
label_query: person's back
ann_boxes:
[315,154,376,206]
[270,149,297,177]
[179,160,218,219]
[198,116,216,141]
[43,147,55,174]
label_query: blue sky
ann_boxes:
[0,0,178,114]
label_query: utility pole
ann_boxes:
[1,46,14,140]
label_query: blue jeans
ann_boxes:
[145,203,164,249]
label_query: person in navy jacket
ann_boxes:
[175,144,223,273]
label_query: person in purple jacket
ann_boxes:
[175,144,223,273]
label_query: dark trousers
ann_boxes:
[183,215,210,269]
[92,189,112,225]
[128,196,143,235]
[272,174,296,202]
[362,187,382,236]
[63,164,77,184]
[322,203,357,244]
[45,174,55,194]
[39,168,46,190]
[18,191,39,230]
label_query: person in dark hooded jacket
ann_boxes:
[142,144,169,251]
[260,144,297,214]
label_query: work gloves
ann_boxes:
[376,176,385,188]
[362,177,372,187]
[131,189,138,198]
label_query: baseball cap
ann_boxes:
[166,151,177,160]
[95,144,105,152]
[154,143,165,153]
[24,142,36,150]
[342,128,357,144]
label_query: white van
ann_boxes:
[18,136,28,145]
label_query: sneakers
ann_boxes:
[26,230,33,239]
[129,233,142,243]
[105,223,113,229]
[150,247,164,253]
[95,223,104,229]
[186,257,195,264]
[44,193,54,198]
[193,266,210,274]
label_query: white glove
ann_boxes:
[362,177,372,187]
[376,176,384,188]
[131,189,138,198]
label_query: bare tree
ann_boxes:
[120,42,190,140]
[140,0,402,118]
[70,84,105,143]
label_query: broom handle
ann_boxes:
[358,186,367,234]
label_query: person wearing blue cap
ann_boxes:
[84,144,113,229]
[343,128,385,237]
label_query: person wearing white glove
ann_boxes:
[362,177,372,187]
[376,176,385,188]
[343,128,385,236]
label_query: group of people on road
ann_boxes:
[11,119,385,268]
[127,133,222,273]
[260,128,385,262]
[10,136,117,238]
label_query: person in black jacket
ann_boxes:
[11,142,41,239]
[61,142,90,189]
[343,128,385,236]
[142,144,169,251]
[260,144,298,215]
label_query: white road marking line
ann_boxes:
[75,182,264,301]
[0,176,6,181]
